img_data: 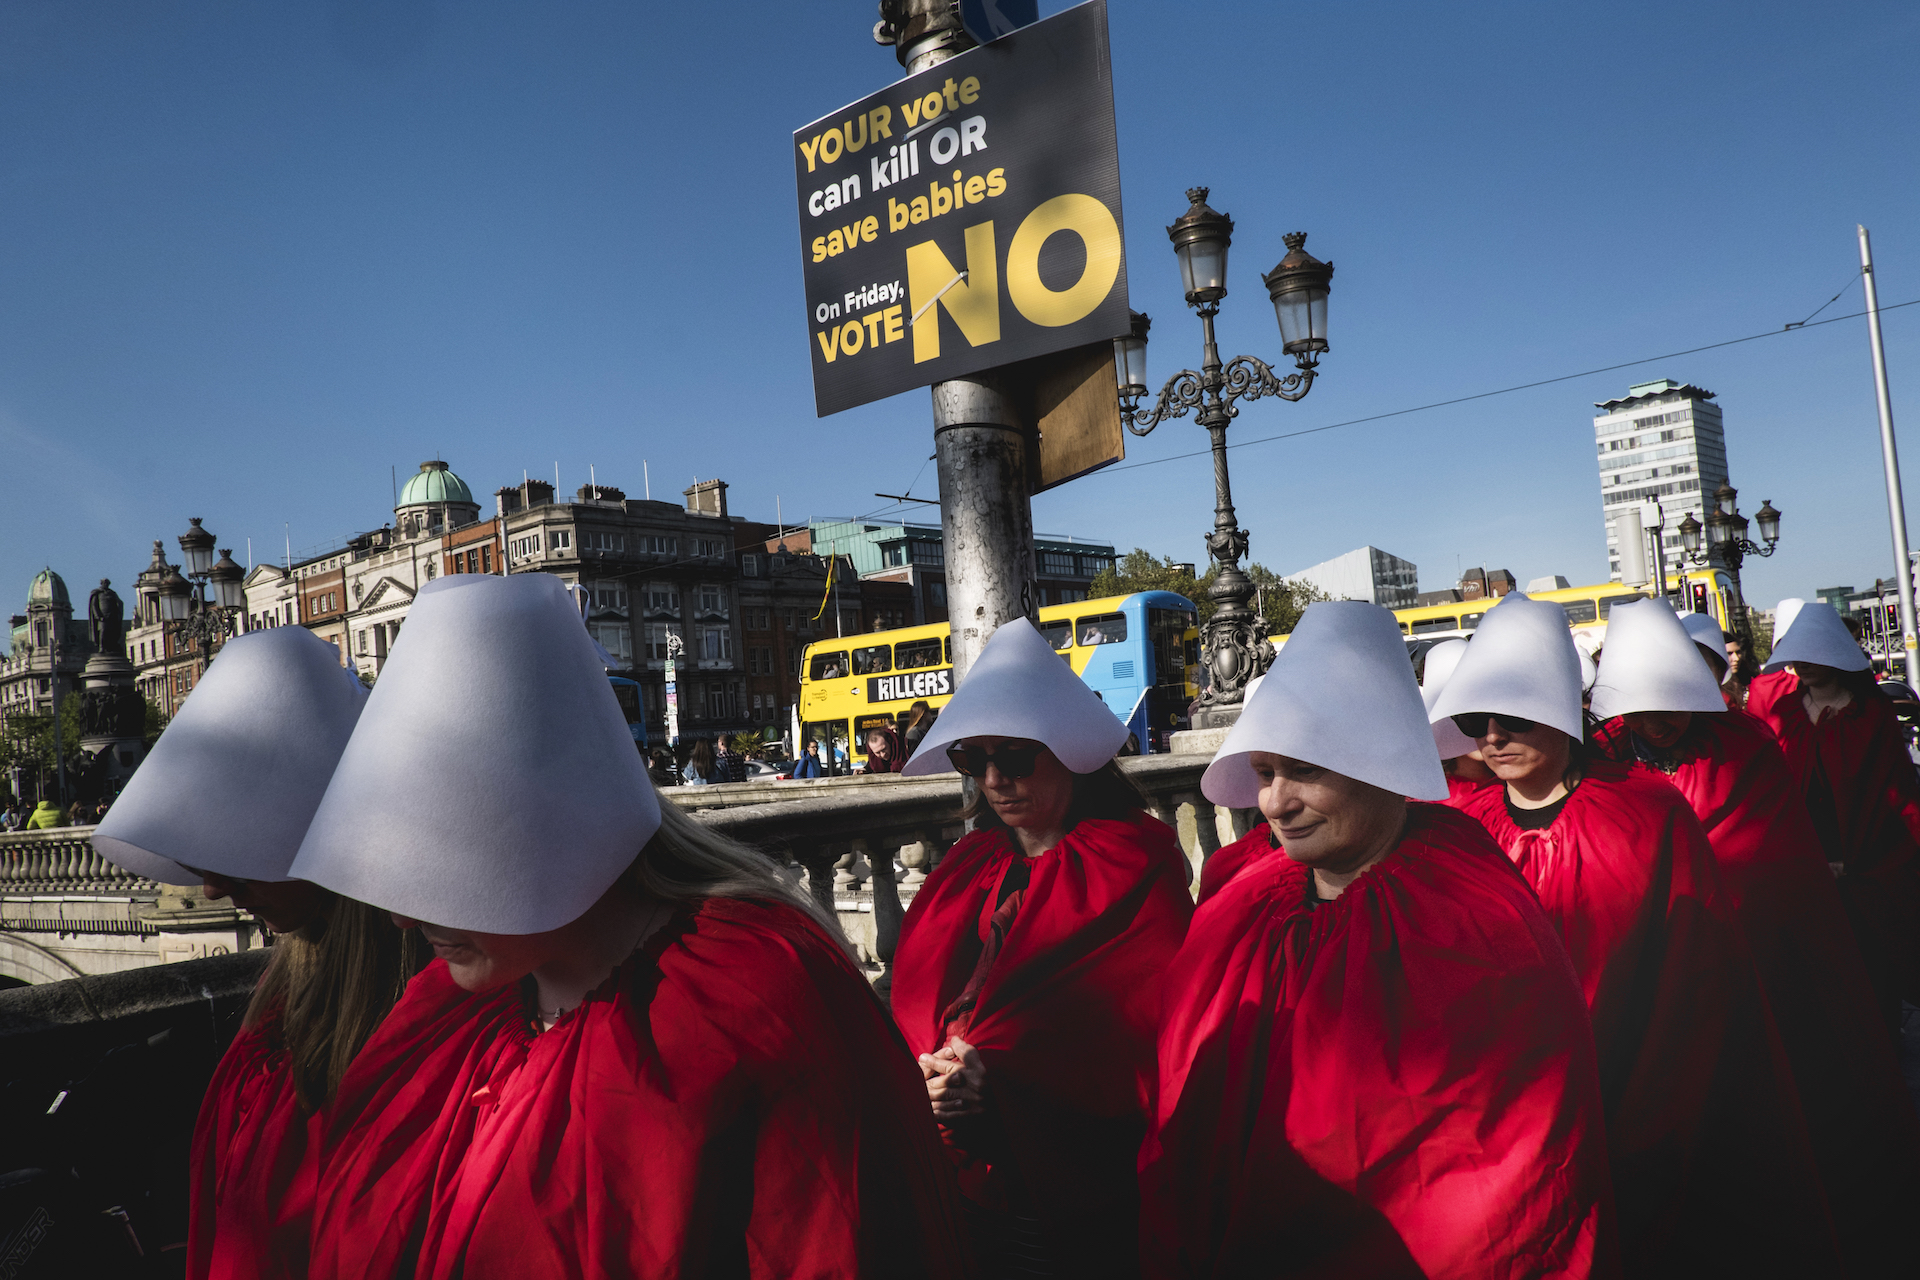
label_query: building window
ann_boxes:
[1079,555,1113,576]
[740,553,760,577]
[511,535,542,560]
[645,586,680,615]
[700,626,732,662]
[783,608,796,631]
[481,545,492,573]
[694,538,724,559]
[589,622,633,665]
[549,530,572,552]
[930,582,947,607]
[583,531,625,553]
[883,544,908,568]
[645,624,677,661]
[357,630,368,655]
[591,585,629,611]
[1040,552,1076,576]
[641,535,677,556]
[910,541,945,567]
[697,584,726,616]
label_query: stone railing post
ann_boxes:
[870,840,905,996]
[1178,790,1221,887]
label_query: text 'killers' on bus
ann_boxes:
[870,670,953,704]
[792,0,1127,416]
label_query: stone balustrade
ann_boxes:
[0,826,161,894]
[1,756,1254,988]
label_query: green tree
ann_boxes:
[1091,549,1329,636]
[143,697,169,748]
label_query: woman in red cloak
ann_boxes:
[1434,593,1838,1277]
[1145,603,1617,1280]
[889,617,1193,1277]
[290,573,967,1278]
[90,626,421,1280]
[1591,599,1920,1275]
[1745,599,1920,1027]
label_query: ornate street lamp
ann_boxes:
[160,520,243,685]
[177,517,216,578]
[208,549,246,611]
[1674,486,1782,646]
[1119,187,1333,727]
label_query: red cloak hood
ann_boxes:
[1142,803,1616,1280]
[1195,825,1272,906]
[1601,710,1920,1274]
[889,812,1193,1274]
[1458,760,1838,1276]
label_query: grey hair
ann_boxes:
[622,789,848,951]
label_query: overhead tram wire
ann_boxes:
[1086,296,1920,479]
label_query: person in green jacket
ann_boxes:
[26,801,67,829]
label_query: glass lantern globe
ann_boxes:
[1754,499,1781,545]
[178,517,216,577]
[1714,485,1738,519]
[1678,513,1703,556]
[158,569,192,623]
[1112,310,1151,397]
[1262,232,1334,356]
[208,550,245,611]
[1166,188,1232,305]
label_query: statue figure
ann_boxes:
[89,579,125,654]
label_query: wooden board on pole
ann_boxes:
[1016,340,1125,493]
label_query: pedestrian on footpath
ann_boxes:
[1143,602,1616,1280]
[91,626,423,1280]
[792,740,825,779]
[293,573,968,1279]
[1592,598,1920,1275]
[890,618,1192,1278]
[1745,599,1920,1032]
[1435,593,1838,1276]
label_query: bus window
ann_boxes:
[803,719,851,776]
[808,650,848,681]
[1559,600,1599,625]
[1460,613,1485,630]
[1147,609,1190,684]
[1077,613,1128,645]
[944,637,952,664]
[1597,593,1645,619]
[896,637,943,668]
[853,714,893,756]
[852,644,891,675]
[1411,617,1461,635]
[1038,619,1072,651]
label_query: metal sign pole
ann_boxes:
[1858,225,1919,691]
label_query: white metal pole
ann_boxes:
[1859,225,1919,691]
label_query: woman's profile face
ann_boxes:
[390,914,557,992]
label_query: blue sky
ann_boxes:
[3,0,1917,617]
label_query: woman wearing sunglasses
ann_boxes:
[890,618,1193,1278]
[1592,599,1920,1276]
[292,574,967,1279]
[91,626,426,1280]
[1433,593,1838,1277]
[1143,603,1615,1280]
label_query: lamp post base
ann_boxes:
[1190,703,1246,731]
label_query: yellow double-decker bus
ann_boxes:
[1386,567,1735,643]
[798,591,1198,773]
[1267,567,1737,654]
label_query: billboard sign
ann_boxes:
[794,0,1127,417]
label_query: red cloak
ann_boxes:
[1600,711,1920,1275]
[317,897,969,1280]
[309,962,527,1277]
[1458,761,1838,1276]
[1444,772,1493,807]
[187,1012,316,1280]
[1746,668,1920,1015]
[1141,803,1616,1280]
[1195,826,1272,905]
[889,813,1194,1276]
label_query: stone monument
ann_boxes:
[79,579,146,790]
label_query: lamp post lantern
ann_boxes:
[1117,188,1332,728]
[157,520,244,712]
[1674,486,1781,648]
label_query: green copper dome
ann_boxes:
[27,568,68,608]
[397,460,475,509]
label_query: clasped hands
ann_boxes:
[919,1036,987,1120]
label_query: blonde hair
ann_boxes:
[623,792,847,948]
[245,893,428,1111]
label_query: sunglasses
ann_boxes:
[945,741,1045,779]
[1450,712,1539,738]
